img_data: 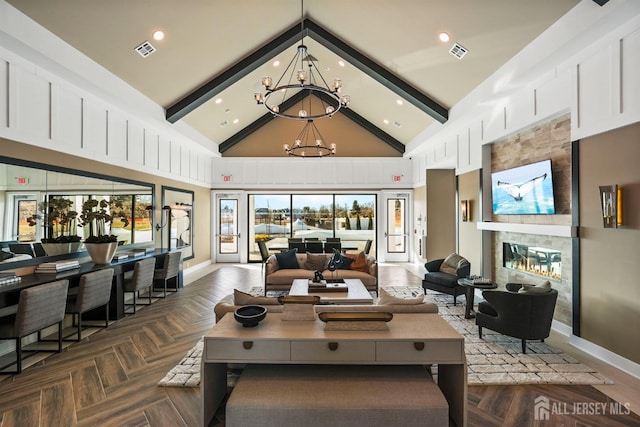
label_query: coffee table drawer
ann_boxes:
[206,339,290,361]
[291,340,375,362]
[376,341,463,363]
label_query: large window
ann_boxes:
[248,193,376,262]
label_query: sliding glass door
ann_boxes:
[247,193,376,262]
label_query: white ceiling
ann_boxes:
[6,0,581,157]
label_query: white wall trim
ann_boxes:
[550,319,640,380]
[476,222,577,238]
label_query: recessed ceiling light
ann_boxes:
[396,99,403,106]
[233,119,239,124]
[338,60,345,67]
[383,119,389,125]
[438,32,450,43]
[215,98,222,104]
[152,30,165,41]
[273,60,280,67]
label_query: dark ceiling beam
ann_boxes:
[305,19,449,124]
[220,91,404,154]
[314,91,405,153]
[165,21,304,123]
[166,18,447,126]
[219,91,306,153]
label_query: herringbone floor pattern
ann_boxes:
[1,264,639,426]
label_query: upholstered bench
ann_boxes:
[226,364,449,427]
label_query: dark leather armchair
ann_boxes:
[422,254,470,305]
[476,283,558,353]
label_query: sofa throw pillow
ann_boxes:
[439,253,468,276]
[347,251,369,273]
[234,289,281,305]
[305,252,328,271]
[518,281,552,294]
[329,249,353,270]
[378,288,424,305]
[275,248,299,269]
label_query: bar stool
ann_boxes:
[0,280,69,374]
[65,268,114,342]
[153,251,181,298]
[123,257,155,314]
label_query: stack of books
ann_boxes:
[113,252,130,261]
[114,249,147,261]
[0,272,21,286]
[35,260,80,274]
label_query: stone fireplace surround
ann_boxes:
[483,114,573,328]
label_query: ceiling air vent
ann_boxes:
[449,43,468,60]
[135,41,156,58]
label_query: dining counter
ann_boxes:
[0,249,179,321]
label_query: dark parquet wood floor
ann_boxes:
[1,264,639,426]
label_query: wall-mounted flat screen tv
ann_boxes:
[491,159,555,215]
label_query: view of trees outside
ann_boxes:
[248,194,376,262]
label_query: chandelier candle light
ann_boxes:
[253,0,350,120]
[284,119,336,157]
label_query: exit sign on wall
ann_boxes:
[222,175,232,183]
[392,175,402,182]
[16,177,28,184]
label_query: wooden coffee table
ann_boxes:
[289,278,373,305]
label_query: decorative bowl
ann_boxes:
[234,305,267,327]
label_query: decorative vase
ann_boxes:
[42,242,82,256]
[84,241,118,264]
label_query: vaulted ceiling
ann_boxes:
[7,0,581,157]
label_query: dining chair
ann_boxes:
[257,240,271,274]
[32,243,47,257]
[8,243,35,257]
[326,237,341,242]
[324,242,342,253]
[65,268,114,341]
[153,251,182,298]
[123,257,156,314]
[306,241,323,253]
[288,242,306,253]
[0,280,69,374]
[364,239,373,254]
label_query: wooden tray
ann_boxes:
[278,295,321,305]
[318,312,393,323]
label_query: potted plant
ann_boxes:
[28,197,81,255]
[78,197,128,263]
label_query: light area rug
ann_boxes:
[158,286,612,387]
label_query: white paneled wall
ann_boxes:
[573,16,640,139]
[407,4,640,184]
[212,157,413,190]
[0,43,214,188]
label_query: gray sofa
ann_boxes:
[264,251,378,295]
[214,292,438,323]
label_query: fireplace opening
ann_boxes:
[503,242,561,280]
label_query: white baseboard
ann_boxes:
[182,260,213,285]
[551,320,640,380]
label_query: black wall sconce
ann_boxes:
[460,200,471,222]
[599,185,622,228]
[155,205,172,231]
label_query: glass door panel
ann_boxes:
[383,193,410,262]
[219,198,238,255]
